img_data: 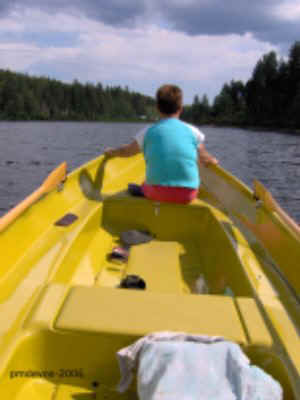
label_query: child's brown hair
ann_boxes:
[156,84,183,115]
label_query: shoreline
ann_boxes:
[0,119,299,134]
[0,118,154,124]
[197,122,300,135]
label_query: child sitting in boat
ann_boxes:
[105,84,218,203]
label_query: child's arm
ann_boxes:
[198,143,218,167]
[104,140,141,158]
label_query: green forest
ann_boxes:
[0,41,300,129]
[183,41,300,130]
[0,72,156,121]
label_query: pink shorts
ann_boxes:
[142,183,198,204]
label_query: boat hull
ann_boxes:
[0,154,299,399]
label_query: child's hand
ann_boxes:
[198,144,218,167]
[104,147,116,157]
[200,154,219,167]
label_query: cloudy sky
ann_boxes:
[0,0,300,103]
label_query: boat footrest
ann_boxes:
[126,241,182,294]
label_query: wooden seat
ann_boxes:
[126,241,182,294]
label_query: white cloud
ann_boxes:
[0,43,40,70]
[273,1,300,21]
[0,8,278,102]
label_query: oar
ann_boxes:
[0,162,67,233]
[79,155,110,201]
[253,179,300,238]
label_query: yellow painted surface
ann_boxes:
[0,154,299,399]
[0,162,67,233]
[201,164,300,296]
[127,241,182,293]
[55,286,247,343]
[235,297,273,347]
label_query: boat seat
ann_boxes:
[27,285,272,349]
[102,193,210,240]
[56,286,250,344]
[235,297,273,348]
[125,241,182,294]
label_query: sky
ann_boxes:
[0,0,300,104]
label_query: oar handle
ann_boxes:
[0,162,67,233]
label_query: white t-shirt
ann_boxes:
[135,121,205,149]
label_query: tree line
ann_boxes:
[182,41,300,130]
[1,41,300,128]
[0,71,156,121]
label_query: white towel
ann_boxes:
[116,331,282,400]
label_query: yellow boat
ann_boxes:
[0,154,299,399]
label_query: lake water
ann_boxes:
[0,121,299,221]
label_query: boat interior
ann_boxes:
[0,156,298,399]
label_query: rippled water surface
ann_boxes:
[0,122,299,221]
